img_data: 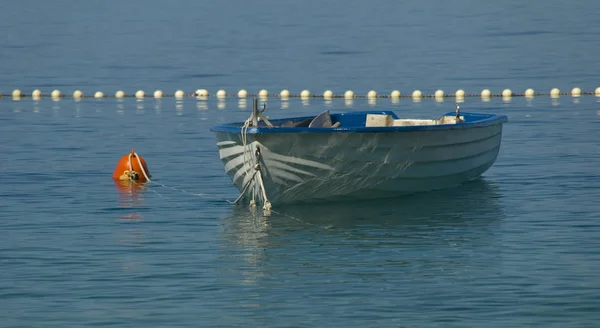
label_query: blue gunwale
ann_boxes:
[210,111,508,134]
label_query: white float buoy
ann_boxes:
[174,90,185,98]
[323,90,333,99]
[571,87,581,97]
[94,91,104,98]
[51,89,61,98]
[238,89,248,98]
[154,90,163,98]
[502,89,512,97]
[195,89,209,97]
[216,89,227,98]
[390,90,401,98]
[595,87,600,96]
[73,90,83,99]
[300,90,310,98]
[258,89,269,98]
[481,89,491,98]
[115,90,125,98]
[280,89,290,99]
[344,90,355,99]
[435,92,444,103]
[525,88,535,98]
[32,89,42,98]
[367,90,377,99]
[135,90,145,98]
[12,89,22,98]
[412,90,422,98]
[456,89,465,98]
[550,88,560,98]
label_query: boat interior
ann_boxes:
[274,110,465,129]
[212,104,506,133]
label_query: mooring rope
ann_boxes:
[122,152,233,203]
[117,147,268,207]
[232,102,273,213]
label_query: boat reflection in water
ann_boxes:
[219,179,506,285]
[274,179,504,230]
[224,178,504,231]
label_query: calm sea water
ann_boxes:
[1,1,600,327]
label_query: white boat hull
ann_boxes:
[215,121,504,204]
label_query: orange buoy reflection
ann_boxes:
[113,181,145,247]
[114,179,147,208]
[114,180,146,222]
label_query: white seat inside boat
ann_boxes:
[438,115,465,124]
[365,114,464,127]
[365,114,394,127]
[393,119,438,126]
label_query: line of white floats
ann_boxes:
[5,87,600,100]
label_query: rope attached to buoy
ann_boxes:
[112,149,151,182]
[111,148,265,207]
[132,151,151,182]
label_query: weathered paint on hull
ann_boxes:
[215,122,504,204]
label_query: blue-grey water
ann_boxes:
[1,1,600,327]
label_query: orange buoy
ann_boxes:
[112,149,151,182]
